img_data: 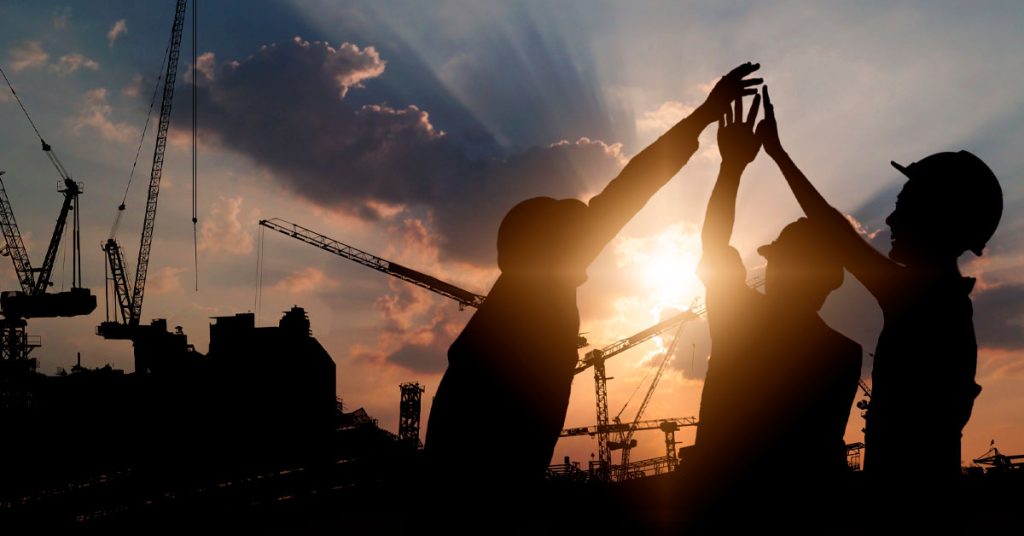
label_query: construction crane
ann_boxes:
[98,0,187,341]
[259,217,591,348]
[616,322,688,471]
[573,308,700,477]
[259,218,485,309]
[0,62,97,369]
[561,417,698,479]
[972,441,1024,472]
[0,170,94,320]
[561,416,698,438]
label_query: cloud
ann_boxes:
[9,41,49,71]
[272,267,340,295]
[974,284,1024,350]
[148,266,186,295]
[977,348,1024,381]
[122,73,143,97]
[198,196,255,255]
[362,278,467,373]
[636,101,695,135]
[844,213,883,240]
[52,7,72,30]
[184,37,626,264]
[50,53,100,76]
[69,88,137,143]
[185,52,216,84]
[107,19,127,48]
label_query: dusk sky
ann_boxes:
[2,1,1022,466]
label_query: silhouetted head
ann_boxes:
[497,197,589,285]
[758,218,844,312]
[887,151,1002,264]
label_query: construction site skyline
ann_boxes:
[0,0,1022,489]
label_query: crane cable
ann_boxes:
[0,64,46,144]
[615,321,687,422]
[0,64,71,188]
[112,38,170,241]
[254,225,265,324]
[2,62,74,291]
[191,0,199,292]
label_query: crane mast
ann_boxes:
[618,322,687,470]
[131,0,186,324]
[575,309,699,477]
[35,176,82,294]
[0,172,34,293]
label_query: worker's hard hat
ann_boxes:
[890,150,1002,256]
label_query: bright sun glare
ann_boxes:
[608,222,706,367]
[616,222,704,321]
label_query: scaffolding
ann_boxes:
[399,382,425,448]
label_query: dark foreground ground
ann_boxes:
[3,452,1021,535]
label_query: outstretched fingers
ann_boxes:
[727,62,761,79]
[762,85,774,120]
[746,93,761,127]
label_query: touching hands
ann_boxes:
[755,86,784,158]
[698,62,763,124]
[717,93,762,167]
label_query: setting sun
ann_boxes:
[615,221,705,320]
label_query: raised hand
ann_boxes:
[755,86,784,158]
[698,62,763,124]
[717,93,762,167]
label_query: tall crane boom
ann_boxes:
[259,218,486,309]
[129,0,187,325]
[35,177,81,294]
[101,0,187,335]
[0,172,34,293]
[0,174,82,295]
[574,309,699,375]
[618,321,686,469]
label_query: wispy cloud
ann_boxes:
[50,53,99,76]
[52,7,72,30]
[107,19,127,48]
[69,88,137,143]
[272,267,340,295]
[636,100,695,135]
[121,73,143,97]
[148,266,186,295]
[199,196,256,255]
[9,41,49,71]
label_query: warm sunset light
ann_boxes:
[615,222,704,322]
[0,1,1021,531]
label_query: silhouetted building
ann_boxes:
[0,306,338,506]
[205,307,337,469]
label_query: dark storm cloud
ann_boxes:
[387,343,448,374]
[182,37,625,264]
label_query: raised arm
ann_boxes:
[580,63,763,264]
[756,86,899,296]
[702,95,762,251]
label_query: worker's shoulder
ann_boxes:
[697,244,746,282]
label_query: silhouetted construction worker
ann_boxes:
[423,64,764,508]
[685,95,861,530]
[756,86,1002,486]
